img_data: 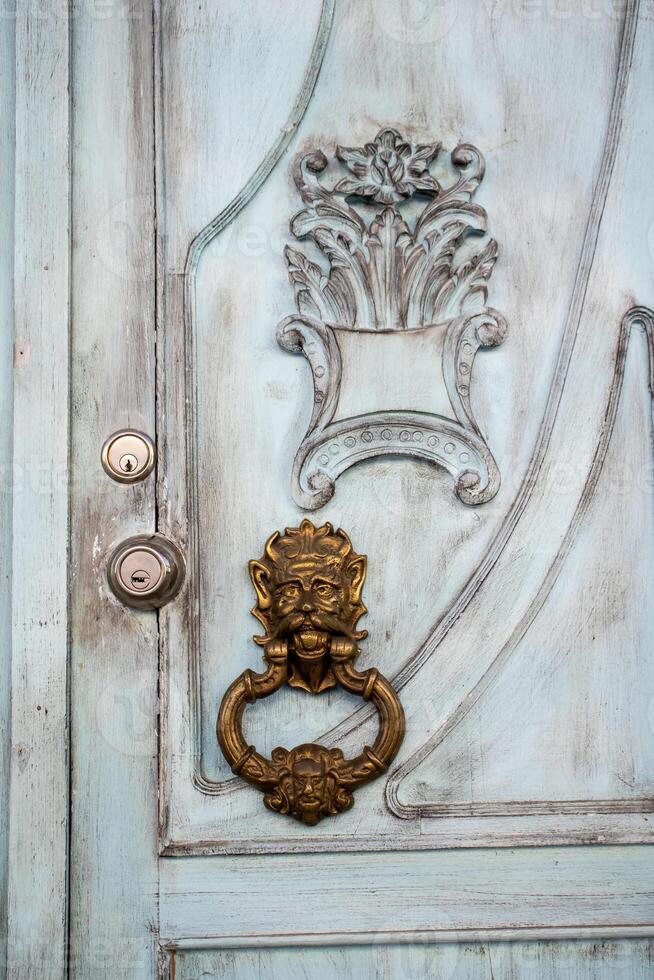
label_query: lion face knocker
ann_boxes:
[249,520,368,694]
[217,521,405,825]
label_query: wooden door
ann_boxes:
[4,1,654,977]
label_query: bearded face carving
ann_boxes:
[248,520,367,693]
[264,744,354,825]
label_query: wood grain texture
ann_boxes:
[159,846,654,944]
[68,5,158,978]
[5,8,70,978]
[0,8,14,969]
[164,939,654,980]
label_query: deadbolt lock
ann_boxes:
[107,535,185,609]
[101,430,156,483]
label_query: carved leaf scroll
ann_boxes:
[278,128,507,509]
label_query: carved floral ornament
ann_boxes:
[277,127,507,509]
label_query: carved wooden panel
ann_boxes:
[277,127,506,509]
[157,0,654,857]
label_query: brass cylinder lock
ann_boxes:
[101,430,156,483]
[107,535,185,609]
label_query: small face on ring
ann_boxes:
[290,755,327,818]
[264,744,353,825]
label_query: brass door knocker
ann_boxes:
[217,520,404,825]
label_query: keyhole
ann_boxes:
[130,569,151,591]
[119,453,138,473]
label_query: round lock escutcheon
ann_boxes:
[101,430,156,483]
[107,535,185,609]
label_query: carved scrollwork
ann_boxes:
[278,128,507,509]
[217,521,405,824]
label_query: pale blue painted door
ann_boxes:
[4,1,654,977]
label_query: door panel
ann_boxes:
[68,5,159,978]
[5,8,71,978]
[159,846,654,943]
[0,7,13,968]
[164,939,654,980]
[51,0,654,976]
[157,0,654,855]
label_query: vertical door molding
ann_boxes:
[6,7,71,978]
[68,5,159,980]
[0,7,15,969]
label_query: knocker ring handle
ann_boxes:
[218,637,404,826]
[216,520,405,825]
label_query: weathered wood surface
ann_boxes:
[157,0,654,855]
[67,5,158,979]
[165,939,654,980]
[5,8,70,978]
[4,0,653,975]
[159,845,654,945]
[0,10,14,971]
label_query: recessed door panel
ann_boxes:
[156,0,654,854]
